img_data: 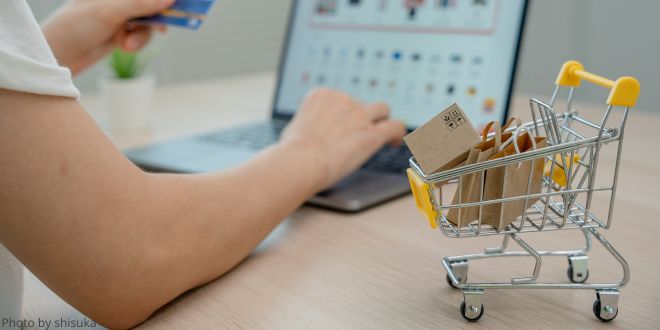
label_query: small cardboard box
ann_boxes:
[404,103,480,174]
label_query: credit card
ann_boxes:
[135,0,217,30]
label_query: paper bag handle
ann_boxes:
[497,126,538,154]
[481,121,502,146]
[512,127,538,153]
[509,127,538,169]
[502,117,522,132]
[483,117,520,149]
[500,117,522,148]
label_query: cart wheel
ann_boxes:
[446,261,468,288]
[593,298,618,322]
[567,255,589,283]
[567,265,589,283]
[446,273,467,289]
[460,301,484,322]
[446,274,455,288]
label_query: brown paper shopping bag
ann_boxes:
[482,129,547,231]
[446,118,521,227]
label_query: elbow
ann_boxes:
[92,312,151,330]
[65,174,198,328]
[71,243,184,329]
[74,287,162,329]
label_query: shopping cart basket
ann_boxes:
[407,60,640,322]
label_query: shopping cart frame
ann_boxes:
[407,61,640,322]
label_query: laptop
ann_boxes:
[125,0,528,212]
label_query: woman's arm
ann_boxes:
[0,88,404,329]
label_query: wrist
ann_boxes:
[277,138,332,193]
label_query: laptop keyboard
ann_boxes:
[199,121,286,150]
[199,121,412,174]
[361,145,412,173]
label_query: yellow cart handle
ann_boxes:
[407,168,438,229]
[556,60,640,107]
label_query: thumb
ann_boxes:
[113,0,175,20]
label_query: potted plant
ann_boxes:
[101,48,155,133]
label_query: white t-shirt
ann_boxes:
[0,0,80,97]
[0,0,80,320]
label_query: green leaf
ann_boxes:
[109,49,148,79]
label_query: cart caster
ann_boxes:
[593,290,619,322]
[567,266,589,283]
[446,273,469,289]
[460,302,484,322]
[446,261,468,288]
[567,255,589,283]
[461,290,484,322]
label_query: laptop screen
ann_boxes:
[273,0,527,130]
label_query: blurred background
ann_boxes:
[28,0,660,112]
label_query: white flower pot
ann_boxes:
[101,75,155,133]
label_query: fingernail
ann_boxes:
[161,0,174,7]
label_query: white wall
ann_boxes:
[27,0,659,112]
[516,0,659,112]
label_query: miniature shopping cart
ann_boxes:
[407,60,640,322]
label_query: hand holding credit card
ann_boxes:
[135,0,217,30]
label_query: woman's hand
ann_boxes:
[281,88,407,190]
[43,0,175,75]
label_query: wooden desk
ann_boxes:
[22,73,660,329]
